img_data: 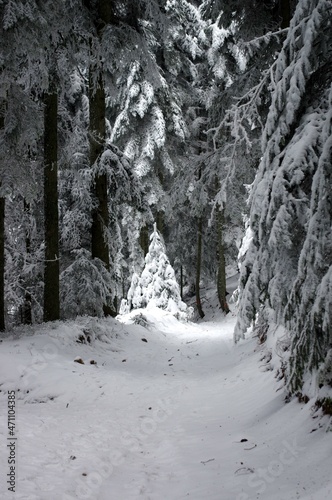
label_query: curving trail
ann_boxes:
[0,296,331,500]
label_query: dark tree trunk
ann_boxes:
[89,71,115,316]
[0,106,5,331]
[180,265,183,300]
[196,217,205,318]
[156,211,164,235]
[0,195,4,332]
[217,206,230,314]
[22,199,32,324]
[43,89,60,322]
[139,224,149,256]
[279,0,291,28]
[195,161,205,319]
[90,73,109,268]
[89,0,115,316]
[156,165,165,236]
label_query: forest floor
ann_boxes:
[0,277,331,500]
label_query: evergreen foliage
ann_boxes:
[0,0,331,401]
[234,0,332,393]
[127,223,190,318]
[60,249,113,318]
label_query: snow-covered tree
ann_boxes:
[127,223,190,318]
[105,0,209,308]
[60,248,114,319]
[234,0,332,394]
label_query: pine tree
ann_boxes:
[0,1,45,327]
[128,223,190,318]
[196,0,291,307]
[216,205,229,313]
[0,0,92,324]
[0,101,5,331]
[164,0,282,315]
[234,0,332,393]
[43,72,60,322]
[84,0,114,316]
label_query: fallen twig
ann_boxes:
[244,444,257,450]
[234,467,255,475]
[201,458,215,465]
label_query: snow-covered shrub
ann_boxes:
[132,313,149,328]
[119,298,130,315]
[60,249,113,318]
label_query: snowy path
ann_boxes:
[0,307,331,500]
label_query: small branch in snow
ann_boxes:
[186,340,198,344]
[240,26,289,47]
[235,467,255,475]
[244,444,257,450]
[201,458,215,465]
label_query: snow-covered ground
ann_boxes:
[0,286,331,500]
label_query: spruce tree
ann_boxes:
[0,105,4,331]
[84,0,113,315]
[234,0,332,393]
[128,223,190,317]
[43,74,60,322]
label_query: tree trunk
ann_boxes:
[89,0,114,316]
[156,211,164,235]
[0,194,4,331]
[0,105,5,331]
[279,0,291,29]
[90,70,108,269]
[43,89,60,322]
[89,71,114,316]
[196,217,205,318]
[217,206,230,314]
[180,265,183,300]
[139,224,149,256]
[156,164,165,236]
[22,199,32,324]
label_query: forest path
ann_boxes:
[97,304,331,500]
[0,289,331,499]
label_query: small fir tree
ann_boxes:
[127,223,190,318]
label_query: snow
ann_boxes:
[0,285,331,500]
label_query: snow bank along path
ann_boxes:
[0,304,331,500]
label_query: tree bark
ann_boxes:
[22,199,32,324]
[217,206,230,314]
[0,106,5,331]
[43,89,60,322]
[196,217,205,318]
[279,0,291,29]
[139,224,149,256]
[156,211,164,235]
[180,265,183,300]
[0,195,4,331]
[90,74,109,268]
[89,0,114,316]
[156,166,165,236]
[89,70,115,316]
